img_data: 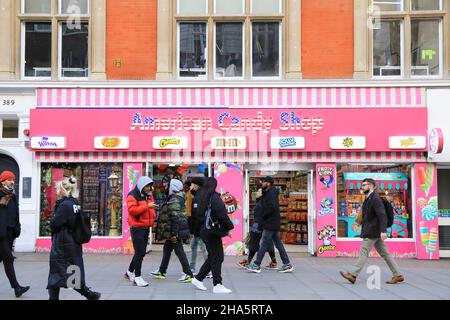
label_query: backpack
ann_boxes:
[72,204,92,245]
[381,197,394,228]
[204,201,228,237]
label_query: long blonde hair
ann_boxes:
[56,176,79,199]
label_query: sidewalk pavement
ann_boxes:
[1,252,450,300]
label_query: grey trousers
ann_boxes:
[352,238,401,277]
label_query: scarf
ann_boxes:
[0,185,14,206]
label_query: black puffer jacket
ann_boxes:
[261,186,281,231]
[47,197,86,290]
[0,190,20,240]
[200,192,234,237]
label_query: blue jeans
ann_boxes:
[254,230,290,266]
[189,236,208,272]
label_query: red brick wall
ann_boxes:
[302,0,354,79]
[106,0,157,80]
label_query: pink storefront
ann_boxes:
[29,86,439,259]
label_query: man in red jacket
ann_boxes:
[125,176,157,287]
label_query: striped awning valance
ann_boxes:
[34,151,427,163]
[37,87,426,108]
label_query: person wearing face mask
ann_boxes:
[151,179,193,282]
[0,171,30,298]
[187,177,208,275]
[125,176,157,287]
[340,178,404,285]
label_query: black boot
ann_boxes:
[14,285,30,298]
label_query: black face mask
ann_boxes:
[190,189,197,196]
[363,189,370,195]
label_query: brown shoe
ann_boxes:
[339,271,356,284]
[386,275,404,284]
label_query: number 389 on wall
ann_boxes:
[2,99,15,106]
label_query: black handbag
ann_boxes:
[204,204,228,237]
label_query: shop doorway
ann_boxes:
[245,164,315,254]
[0,153,20,195]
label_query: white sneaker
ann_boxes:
[213,284,232,294]
[178,273,190,282]
[125,270,135,283]
[191,277,207,291]
[134,276,149,287]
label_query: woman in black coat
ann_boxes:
[191,177,234,294]
[47,176,100,300]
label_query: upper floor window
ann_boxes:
[20,0,90,80]
[176,0,283,80]
[0,119,19,139]
[371,0,445,79]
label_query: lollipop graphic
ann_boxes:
[127,166,139,190]
[421,205,438,221]
[416,198,428,209]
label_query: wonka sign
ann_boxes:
[30,108,427,152]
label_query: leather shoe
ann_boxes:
[386,275,404,284]
[339,271,356,284]
[14,285,30,298]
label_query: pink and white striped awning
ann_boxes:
[34,151,427,163]
[37,87,426,108]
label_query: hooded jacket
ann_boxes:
[156,180,190,241]
[126,177,156,228]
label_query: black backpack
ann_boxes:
[381,197,394,228]
[73,205,92,245]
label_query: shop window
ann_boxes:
[411,0,442,11]
[411,19,442,77]
[175,0,283,80]
[39,163,123,237]
[214,0,244,15]
[20,1,90,80]
[178,22,207,79]
[373,20,402,77]
[251,0,282,14]
[60,22,89,78]
[59,0,89,15]
[22,0,52,14]
[337,164,413,239]
[371,0,446,79]
[177,0,208,15]
[252,22,281,78]
[1,119,19,138]
[23,22,52,79]
[215,22,244,79]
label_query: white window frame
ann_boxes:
[213,22,245,80]
[21,0,52,15]
[213,0,245,15]
[250,21,282,80]
[58,0,90,16]
[177,21,208,80]
[410,19,443,79]
[372,19,404,79]
[372,0,404,12]
[250,0,283,15]
[177,0,208,16]
[58,22,89,80]
[21,21,52,81]
[411,0,442,11]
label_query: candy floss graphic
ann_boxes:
[414,163,439,260]
[214,163,244,256]
[315,164,337,257]
[122,163,143,255]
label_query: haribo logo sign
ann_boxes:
[31,136,66,149]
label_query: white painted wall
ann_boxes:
[0,90,37,252]
[427,89,450,163]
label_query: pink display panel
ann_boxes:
[414,163,439,260]
[315,164,337,257]
[214,163,245,256]
[122,163,143,255]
